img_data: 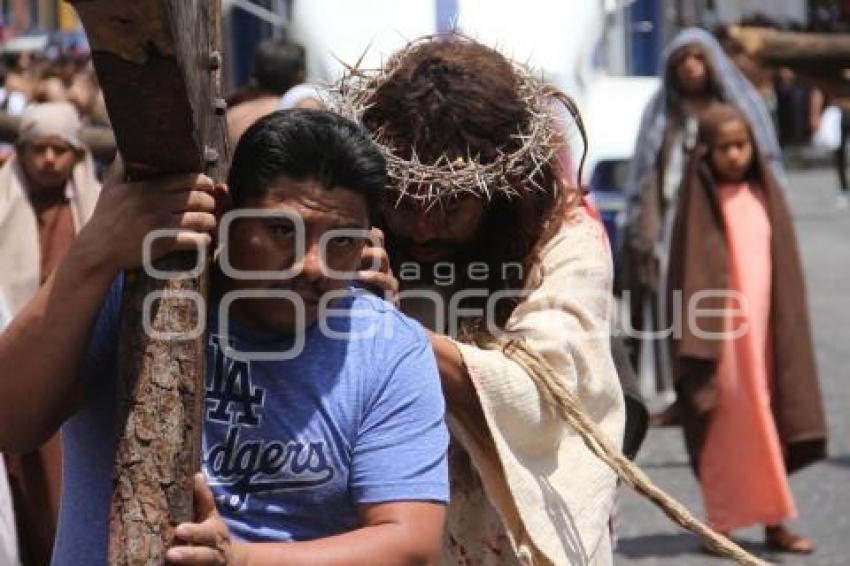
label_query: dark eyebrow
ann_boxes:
[330,222,369,232]
[326,210,370,230]
[263,216,295,225]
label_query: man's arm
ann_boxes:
[167,475,445,566]
[428,331,492,434]
[254,501,444,565]
[0,239,116,452]
[0,170,220,453]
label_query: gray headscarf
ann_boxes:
[626,28,784,203]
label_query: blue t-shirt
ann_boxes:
[52,276,449,565]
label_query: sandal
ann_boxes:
[765,524,814,554]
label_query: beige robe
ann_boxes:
[0,155,100,315]
[0,153,100,566]
[444,207,626,565]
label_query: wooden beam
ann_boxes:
[729,25,850,66]
[728,26,850,103]
[68,1,228,563]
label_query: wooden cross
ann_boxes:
[67,1,229,563]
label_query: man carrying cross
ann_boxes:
[0,109,449,565]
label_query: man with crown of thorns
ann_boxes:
[339,35,627,565]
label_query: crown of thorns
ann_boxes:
[330,36,588,206]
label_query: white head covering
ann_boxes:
[278,83,329,110]
[17,102,84,150]
[1,101,100,315]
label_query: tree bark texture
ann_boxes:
[68,1,228,563]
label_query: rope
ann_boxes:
[474,333,770,566]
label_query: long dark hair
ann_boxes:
[362,37,571,329]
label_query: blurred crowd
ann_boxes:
[0,42,108,162]
[722,37,823,149]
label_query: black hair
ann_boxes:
[251,39,306,94]
[228,109,387,220]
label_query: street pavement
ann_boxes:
[614,165,850,566]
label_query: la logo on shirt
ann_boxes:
[203,337,335,512]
